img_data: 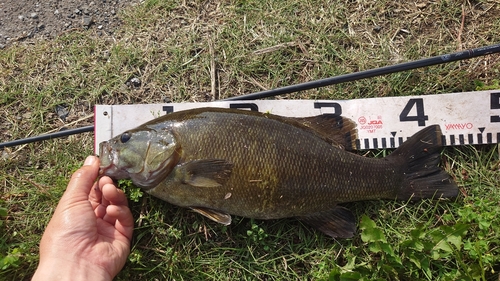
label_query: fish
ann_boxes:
[98,107,458,238]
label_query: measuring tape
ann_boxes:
[94,90,500,152]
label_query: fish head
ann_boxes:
[99,127,180,189]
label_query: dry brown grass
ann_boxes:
[1,0,500,280]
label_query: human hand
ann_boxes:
[32,156,134,281]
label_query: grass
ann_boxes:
[1,0,500,280]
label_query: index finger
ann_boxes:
[100,178,129,207]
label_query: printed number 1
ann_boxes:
[490,92,500,122]
[399,98,428,126]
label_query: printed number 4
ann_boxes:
[399,98,428,126]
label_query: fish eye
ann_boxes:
[120,132,131,143]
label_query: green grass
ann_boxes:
[1,0,500,280]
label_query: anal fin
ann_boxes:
[298,206,356,238]
[191,207,232,225]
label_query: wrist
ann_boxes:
[32,257,112,281]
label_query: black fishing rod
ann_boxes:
[0,125,94,149]
[1,43,499,149]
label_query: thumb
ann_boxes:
[61,156,100,202]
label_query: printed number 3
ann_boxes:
[399,98,429,126]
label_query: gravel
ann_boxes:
[0,0,141,46]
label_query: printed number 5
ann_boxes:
[399,98,428,126]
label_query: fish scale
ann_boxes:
[168,111,393,214]
[99,107,458,238]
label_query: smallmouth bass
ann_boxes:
[99,107,458,238]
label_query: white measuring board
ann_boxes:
[94,90,500,153]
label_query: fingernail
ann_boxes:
[84,155,96,166]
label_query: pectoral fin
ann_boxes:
[191,207,232,225]
[177,159,233,187]
[298,206,356,238]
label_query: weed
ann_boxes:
[475,79,500,91]
[119,180,144,203]
[330,216,471,280]
[246,220,270,251]
[0,203,21,273]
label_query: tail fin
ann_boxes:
[389,125,458,200]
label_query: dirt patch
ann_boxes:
[0,0,140,47]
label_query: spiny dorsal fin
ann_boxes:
[294,115,358,150]
[298,206,356,238]
[176,159,233,187]
[191,207,232,225]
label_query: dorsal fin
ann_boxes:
[294,114,358,150]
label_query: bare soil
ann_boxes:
[0,0,140,47]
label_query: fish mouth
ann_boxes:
[98,141,115,176]
[98,140,142,181]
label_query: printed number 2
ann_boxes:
[399,98,428,126]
